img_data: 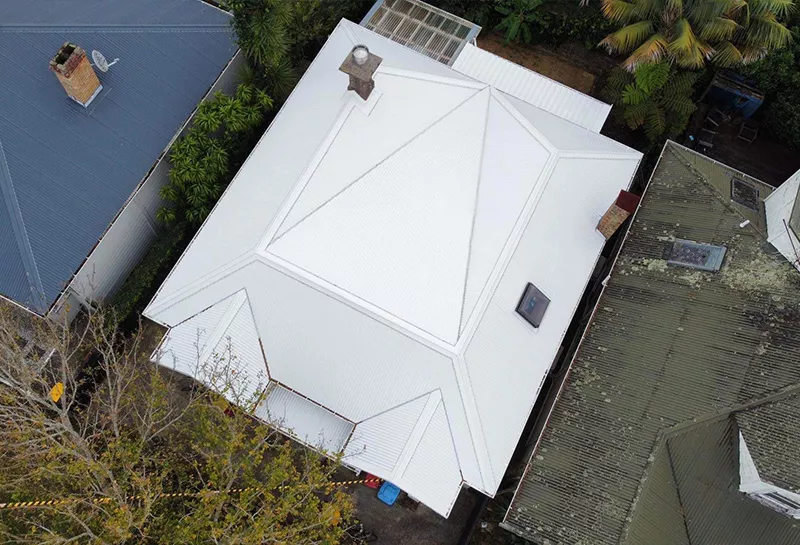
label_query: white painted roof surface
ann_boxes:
[765,169,800,271]
[452,43,611,133]
[145,19,641,517]
[256,384,354,453]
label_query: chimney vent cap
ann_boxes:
[352,45,369,65]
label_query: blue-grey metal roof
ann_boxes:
[0,0,236,313]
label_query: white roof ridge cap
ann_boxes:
[457,91,493,334]
[377,65,486,90]
[489,88,558,154]
[392,390,443,480]
[455,152,560,351]
[450,353,495,492]
[198,290,247,366]
[146,253,259,319]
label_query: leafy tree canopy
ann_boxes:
[0,309,352,544]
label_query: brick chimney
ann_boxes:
[339,45,382,101]
[49,43,102,107]
[597,190,640,239]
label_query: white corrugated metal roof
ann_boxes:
[257,384,354,453]
[765,169,800,271]
[452,43,611,133]
[145,18,641,517]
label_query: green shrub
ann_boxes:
[109,227,186,326]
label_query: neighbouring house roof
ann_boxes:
[503,141,800,544]
[144,18,640,517]
[736,394,800,495]
[0,0,236,313]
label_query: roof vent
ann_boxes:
[49,42,102,107]
[597,190,640,239]
[339,45,382,101]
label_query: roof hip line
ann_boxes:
[0,138,46,311]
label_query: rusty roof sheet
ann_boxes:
[502,142,800,545]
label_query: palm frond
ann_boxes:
[698,17,739,41]
[710,40,745,65]
[749,0,795,19]
[601,0,640,22]
[744,14,793,49]
[622,33,669,69]
[601,20,655,53]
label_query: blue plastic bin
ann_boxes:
[377,481,401,506]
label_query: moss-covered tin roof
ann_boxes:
[502,142,800,545]
[736,394,800,494]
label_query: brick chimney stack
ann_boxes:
[49,43,102,107]
[339,45,382,101]
[597,190,641,239]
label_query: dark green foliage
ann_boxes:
[108,227,186,326]
[432,0,499,26]
[287,0,373,62]
[432,0,614,48]
[496,0,547,43]
[603,63,699,145]
[157,84,273,227]
[740,26,800,149]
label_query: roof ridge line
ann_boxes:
[392,391,442,481]
[457,90,492,335]
[268,87,488,247]
[0,137,46,311]
[354,389,439,425]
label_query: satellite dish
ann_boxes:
[91,50,119,72]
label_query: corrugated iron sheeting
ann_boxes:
[668,419,800,544]
[503,143,800,544]
[0,0,235,312]
[736,394,800,494]
[452,44,611,132]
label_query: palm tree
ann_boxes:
[600,0,795,70]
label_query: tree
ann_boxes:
[157,83,273,227]
[226,0,297,99]
[496,0,547,43]
[0,308,353,544]
[603,62,699,143]
[599,0,795,70]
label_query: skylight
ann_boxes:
[731,178,760,211]
[361,0,480,65]
[516,283,550,328]
[667,240,727,272]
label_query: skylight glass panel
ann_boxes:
[362,0,480,65]
[667,240,727,272]
[516,283,550,328]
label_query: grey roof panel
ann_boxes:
[0,0,236,312]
